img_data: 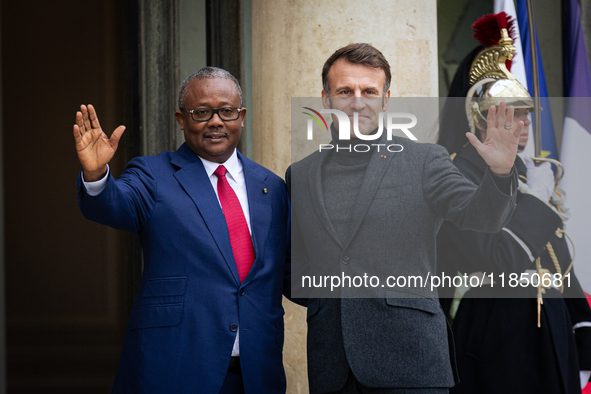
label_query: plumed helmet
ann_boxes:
[466,12,533,134]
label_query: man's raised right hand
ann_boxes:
[73,104,125,182]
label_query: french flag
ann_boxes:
[561,0,591,299]
[515,0,559,160]
[494,0,559,160]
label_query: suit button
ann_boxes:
[342,256,350,264]
[239,289,246,296]
[230,324,238,332]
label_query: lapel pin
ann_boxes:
[263,188,268,194]
[381,154,386,159]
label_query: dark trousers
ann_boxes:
[219,357,244,394]
[329,370,449,394]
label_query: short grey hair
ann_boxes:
[178,67,243,110]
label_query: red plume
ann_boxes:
[471,12,516,71]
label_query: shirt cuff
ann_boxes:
[489,166,515,195]
[82,165,110,196]
[581,371,591,389]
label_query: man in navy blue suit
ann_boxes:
[73,67,291,393]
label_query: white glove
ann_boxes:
[523,157,554,203]
[550,186,570,221]
[517,181,571,221]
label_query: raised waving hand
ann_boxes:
[73,104,125,181]
[466,101,524,176]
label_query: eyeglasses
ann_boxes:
[182,107,242,122]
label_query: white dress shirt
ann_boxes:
[82,149,250,357]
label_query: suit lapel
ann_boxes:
[308,151,344,248]
[171,144,240,285]
[342,145,397,251]
[238,152,271,286]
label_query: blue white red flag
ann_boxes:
[561,0,591,294]
[515,0,559,160]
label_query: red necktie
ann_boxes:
[214,165,255,282]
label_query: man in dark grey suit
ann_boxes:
[287,43,523,393]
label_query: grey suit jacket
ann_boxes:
[287,135,517,393]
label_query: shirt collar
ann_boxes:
[198,149,242,182]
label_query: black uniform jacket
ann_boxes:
[437,144,591,394]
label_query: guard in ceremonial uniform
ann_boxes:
[437,12,591,394]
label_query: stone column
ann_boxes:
[138,0,181,156]
[251,1,439,392]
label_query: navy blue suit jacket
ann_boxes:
[78,143,290,393]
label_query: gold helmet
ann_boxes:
[466,12,533,134]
